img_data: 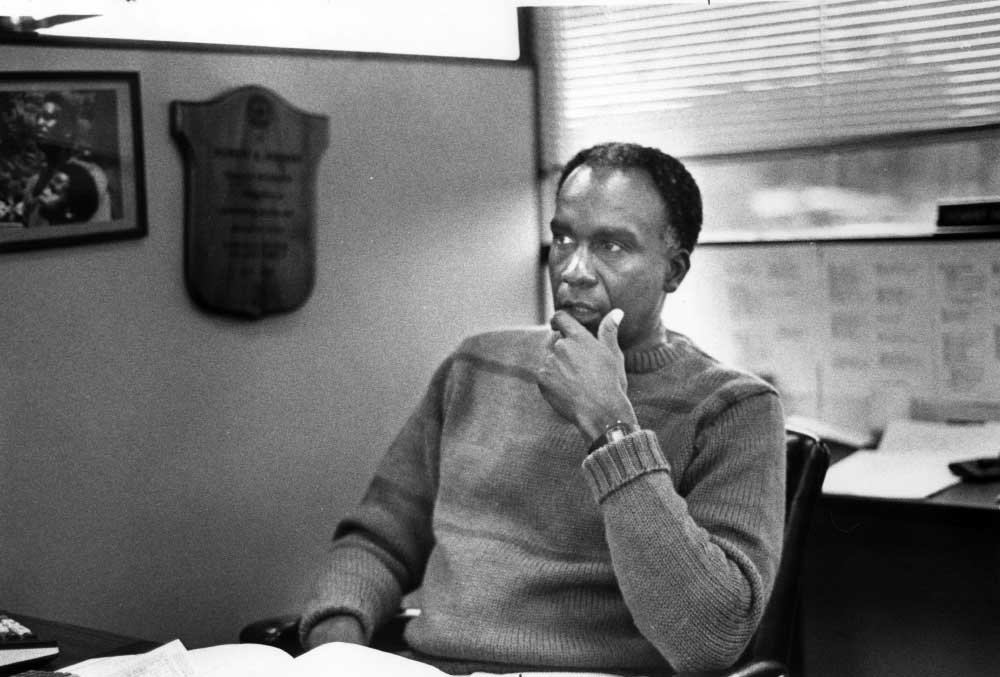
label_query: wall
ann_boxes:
[0,44,538,647]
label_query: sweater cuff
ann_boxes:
[298,608,360,648]
[298,571,397,646]
[581,429,672,501]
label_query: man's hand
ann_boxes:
[304,615,365,650]
[538,309,638,443]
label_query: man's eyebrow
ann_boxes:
[591,225,638,242]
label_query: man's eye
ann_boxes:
[602,241,624,253]
[552,233,574,247]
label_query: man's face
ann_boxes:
[37,101,71,143]
[38,171,70,209]
[548,166,689,351]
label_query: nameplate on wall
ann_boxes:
[171,86,329,318]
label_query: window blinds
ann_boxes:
[534,1,1000,167]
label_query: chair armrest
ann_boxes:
[238,614,303,656]
[722,659,788,677]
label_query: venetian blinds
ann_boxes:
[533,1,1000,167]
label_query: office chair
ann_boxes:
[240,428,830,677]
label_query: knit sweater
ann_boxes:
[301,326,786,675]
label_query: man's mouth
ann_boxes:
[557,301,604,325]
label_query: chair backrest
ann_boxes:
[742,427,830,667]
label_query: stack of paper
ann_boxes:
[66,638,452,677]
[822,419,1000,498]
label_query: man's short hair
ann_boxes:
[557,142,703,252]
[41,92,76,124]
[43,91,70,109]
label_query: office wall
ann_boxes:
[0,44,538,646]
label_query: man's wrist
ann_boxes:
[587,420,641,453]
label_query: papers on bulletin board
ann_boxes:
[669,241,1000,436]
[822,419,1000,498]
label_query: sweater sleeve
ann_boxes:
[299,358,449,645]
[581,389,786,673]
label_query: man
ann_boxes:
[301,142,786,675]
[17,93,78,226]
[18,92,111,226]
[23,160,100,226]
[35,92,77,148]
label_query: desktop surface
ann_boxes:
[805,455,1000,677]
[823,440,1000,502]
[0,614,158,676]
[822,445,1000,525]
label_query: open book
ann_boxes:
[66,639,447,677]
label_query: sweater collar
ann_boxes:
[622,326,677,373]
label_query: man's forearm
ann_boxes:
[583,394,785,671]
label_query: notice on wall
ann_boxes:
[934,253,1000,392]
[669,244,823,418]
[820,247,940,425]
[172,86,329,318]
[670,240,1000,435]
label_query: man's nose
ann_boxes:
[561,246,598,286]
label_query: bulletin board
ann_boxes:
[667,240,1000,434]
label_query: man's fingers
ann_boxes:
[597,309,624,352]
[549,310,590,339]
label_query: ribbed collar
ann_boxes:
[622,326,676,374]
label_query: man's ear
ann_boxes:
[662,247,690,294]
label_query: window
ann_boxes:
[533,1,1000,242]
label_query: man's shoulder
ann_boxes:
[457,325,550,350]
[454,325,549,363]
[662,329,777,401]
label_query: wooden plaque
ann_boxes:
[172,86,329,318]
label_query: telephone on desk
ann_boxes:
[949,456,1000,482]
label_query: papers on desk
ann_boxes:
[822,419,1000,499]
[65,639,628,677]
[66,639,451,677]
[67,640,195,677]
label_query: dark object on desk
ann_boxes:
[0,613,58,672]
[948,456,1000,482]
[937,198,1000,227]
[935,199,1000,237]
[240,428,830,677]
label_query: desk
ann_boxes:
[802,471,1000,677]
[0,614,159,676]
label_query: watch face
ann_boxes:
[605,422,636,443]
[606,428,628,443]
[589,421,639,453]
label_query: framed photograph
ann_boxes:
[0,71,146,252]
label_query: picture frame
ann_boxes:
[0,71,146,252]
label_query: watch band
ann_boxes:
[587,420,640,454]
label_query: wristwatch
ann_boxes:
[587,420,640,453]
